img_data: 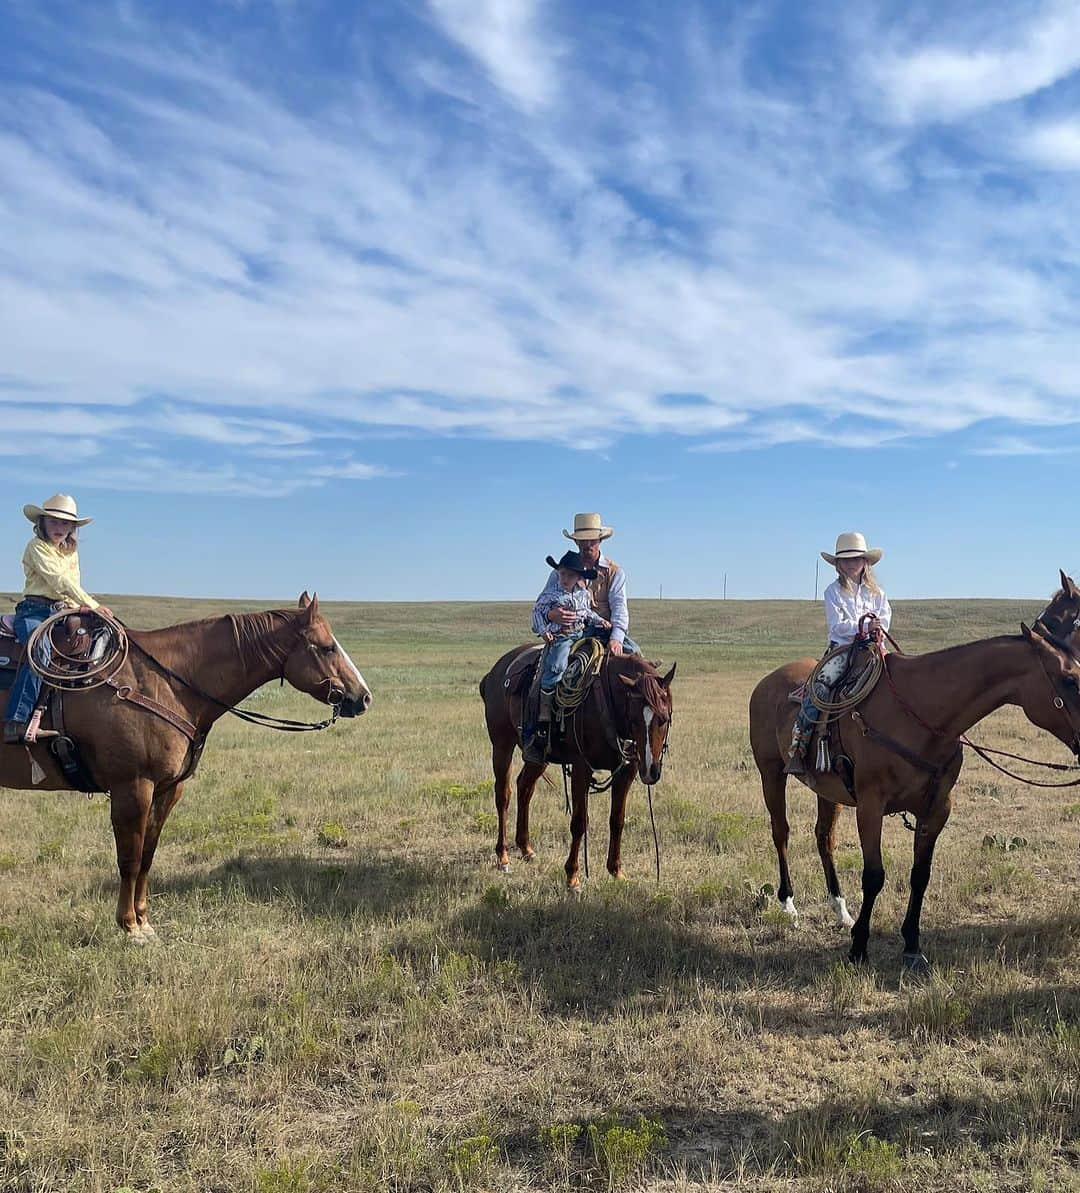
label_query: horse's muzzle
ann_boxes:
[338,690,372,717]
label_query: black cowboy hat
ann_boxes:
[546,551,598,580]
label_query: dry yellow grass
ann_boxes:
[0,595,1078,1192]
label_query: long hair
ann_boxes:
[836,563,881,596]
[34,517,78,556]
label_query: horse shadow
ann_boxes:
[157,852,466,922]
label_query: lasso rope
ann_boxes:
[807,639,884,717]
[555,635,605,713]
[27,609,129,689]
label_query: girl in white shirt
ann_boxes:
[786,532,890,776]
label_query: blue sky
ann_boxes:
[3,0,1080,602]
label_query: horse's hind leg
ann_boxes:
[816,797,854,929]
[133,779,186,937]
[759,762,798,919]
[514,760,546,861]
[109,777,154,941]
[492,737,515,870]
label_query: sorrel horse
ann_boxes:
[480,646,675,888]
[749,586,1080,971]
[0,593,371,940]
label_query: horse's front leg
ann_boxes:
[133,780,186,938]
[606,767,636,879]
[110,778,154,941]
[900,792,953,974]
[849,796,886,965]
[565,764,592,890]
[492,739,515,870]
[514,760,546,862]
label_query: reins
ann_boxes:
[875,623,1080,789]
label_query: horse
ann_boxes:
[480,645,675,889]
[0,593,371,940]
[749,596,1080,972]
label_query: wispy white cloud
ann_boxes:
[2,0,1080,496]
[427,0,558,111]
[869,2,1080,123]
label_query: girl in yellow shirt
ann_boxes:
[4,495,112,743]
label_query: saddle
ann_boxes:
[0,613,104,681]
[507,639,606,753]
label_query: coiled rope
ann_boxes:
[27,609,129,690]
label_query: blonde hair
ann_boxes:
[34,517,78,556]
[836,562,881,595]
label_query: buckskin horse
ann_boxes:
[480,644,675,888]
[749,575,1080,972]
[0,593,371,940]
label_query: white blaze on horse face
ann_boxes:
[333,636,370,697]
[643,706,654,771]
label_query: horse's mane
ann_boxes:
[609,653,670,711]
[228,609,298,672]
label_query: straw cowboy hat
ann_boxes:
[562,512,613,542]
[821,532,882,567]
[23,494,93,527]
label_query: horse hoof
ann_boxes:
[828,896,855,930]
[496,861,511,873]
[567,883,584,898]
[139,923,158,940]
[780,897,798,921]
[125,928,149,946]
[521,853,536,864]
[901,952,931,977]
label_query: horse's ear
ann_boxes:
[661,662,677,686]
[309,592,320,618]
[298,591,311,609]
[1062,570,1080,599]
[618,673,639,688]
[1021,621,1033,640]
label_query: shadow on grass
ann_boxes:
[502,1078,1079,1184]
[158,853,466,921]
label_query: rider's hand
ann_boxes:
[547,606,575,627]
[543,631,555,644]
[609,638,624,655]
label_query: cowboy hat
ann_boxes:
[546,552,598,580]
[821,531,882,567]
[562,512,613,542]
[23,494,93,527]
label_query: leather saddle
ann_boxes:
[0,613,100,672]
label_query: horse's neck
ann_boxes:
[890,636,1034,738]
[132,614,286,721]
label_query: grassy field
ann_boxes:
[1,595,1078,1192]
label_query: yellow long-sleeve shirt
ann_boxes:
[21,537,100,609]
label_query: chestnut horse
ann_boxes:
[0,593,371,940]
[749,596,1080,972]
[480,646,675,888]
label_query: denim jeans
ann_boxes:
[794,646,851,735]
[582,625,641,655]
[5,597,55,723]
[540,630,583,691]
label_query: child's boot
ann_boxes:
[523,690,554,764]
[784,722,812,776]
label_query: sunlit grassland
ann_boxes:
[1,596,1078,1192]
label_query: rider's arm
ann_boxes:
[823,583,857,645]
[531,572,562,636]
[876,591,893,633]
[605,566,629,646]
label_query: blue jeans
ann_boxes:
[583,625,641,655]
[541,631,582,691]
[6,598,55,723]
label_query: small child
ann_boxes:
[524,551,610,761]
[5,494,112,743]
